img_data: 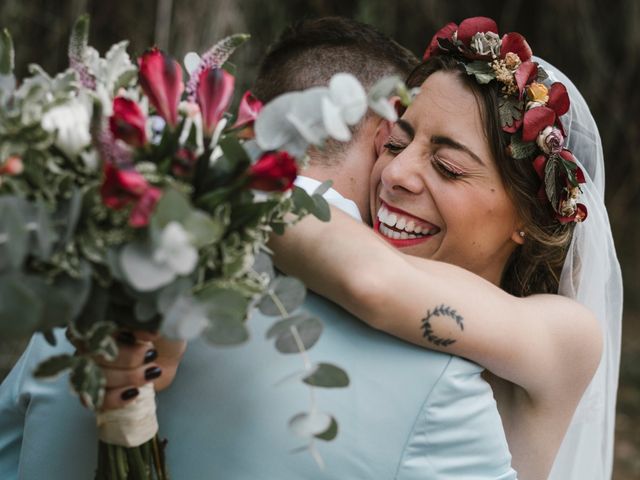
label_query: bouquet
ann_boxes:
[0,15,404,479]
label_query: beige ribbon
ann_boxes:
[96,383,159,447]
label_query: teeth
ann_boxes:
[377,204,438,239]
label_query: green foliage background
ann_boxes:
[1,0,638,477]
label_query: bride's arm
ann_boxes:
[271,207,602,402]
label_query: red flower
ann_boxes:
[196,67,235,138]
[101,163,150,209]
[500,32,532,63]
[247,151,298,192]
[457,17,498,46]
[232,91,263,129]
[109,97,147,147]
[522,82,570,141]
[423,22,458,60]
[129,187,162,227]
[138,48,184,128]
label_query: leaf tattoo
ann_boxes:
[420,304,464,347]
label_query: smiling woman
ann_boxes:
[269,17,622,480]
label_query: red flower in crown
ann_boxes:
[138,48,184,128]
[109,97,147,147]
[196,67,235,138]
[232,90,263,130]
[247,151,297,192]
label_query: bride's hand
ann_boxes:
[96,331,187,410]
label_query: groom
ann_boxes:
[0,18,517,479]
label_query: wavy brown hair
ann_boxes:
[406,56,575,297]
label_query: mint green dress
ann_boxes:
[0,293,517,479]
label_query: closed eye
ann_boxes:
[383,141,406,154]
[432,157,464,179]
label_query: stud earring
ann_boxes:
[518,231,526,238]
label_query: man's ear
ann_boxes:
[374,119,393,157]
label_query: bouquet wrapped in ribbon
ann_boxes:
[0,15,404,479]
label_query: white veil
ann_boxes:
[534,58,624,480]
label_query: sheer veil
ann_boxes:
[534,58,623,480]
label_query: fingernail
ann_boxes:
[121,388,139,401]
[143,349,158,364]
[116,331,137,345]
[144,366,162,381]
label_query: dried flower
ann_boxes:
[470,31,501,57]
[527,82,549,104]
[536,126,564,154]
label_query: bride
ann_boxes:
[268,18,622,480]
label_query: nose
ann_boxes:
[380,147,425,196]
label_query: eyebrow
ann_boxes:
[431,135,485,166]
[395,119,415,138]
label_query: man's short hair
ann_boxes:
[253,17,418,103]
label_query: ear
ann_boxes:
[511,229,526,245]
[374,119,393,157]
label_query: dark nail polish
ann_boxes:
[116,331,136,345]
[143,349,158,364]
[121,388,139,401]
[144,366,162,381]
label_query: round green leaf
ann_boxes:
[289,411,332,438]
[302,363,349,388]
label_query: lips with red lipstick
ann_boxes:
[375,200,441,247]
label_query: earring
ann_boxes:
[518,231,526,238]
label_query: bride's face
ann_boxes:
[369,71,524,284]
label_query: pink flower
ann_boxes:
[171,148,198,177]
[196,67,234,138]
[247,151,297,192]
[0,156,24,176]
[138,48,184,128]
[129,187,162,227]
[101,163,149,210]
[232,91,263,129]
[109,97,147,147]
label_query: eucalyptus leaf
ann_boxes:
[312,180,333,197]
[311,195,331,222]
[289,411,332,438]
[269,314,323,354]
[197,285,251,345]
[184,210,223,248]
[314,416,338,441]
[302,363,349,388]
[152,188,192,231]
[33,354,76,378]
[161,294,209,341]
[368,75,402,101]
[258,276,306,316]
[0,198,29,269]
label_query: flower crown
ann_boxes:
[423,17,587,223]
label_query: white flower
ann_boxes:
[41,97,92,158]
[120,222,198,292]
[153,222,198,275]
[470,32,501,57]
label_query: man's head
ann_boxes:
[253,17,418,223]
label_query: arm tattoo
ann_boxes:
[420,304,464,347]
